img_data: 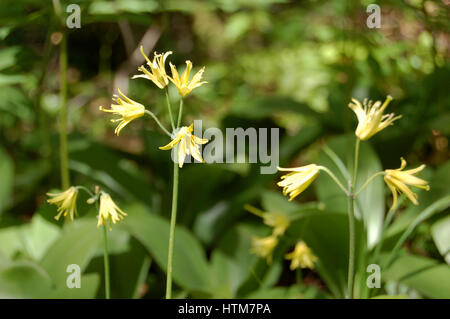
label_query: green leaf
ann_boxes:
[431,215,450,265]
[210,250,242,298]
[383,254,450,299]
[287,212,366,298]
[86,235,151,299]
[0,147,14,213]
[316,134,384,248]
[0,260,53,298]
[123,204,211,293]
[39,218,102,289]
[0,47,20,71]
[47,274,100,299]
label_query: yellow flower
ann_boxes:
[47,187,79,222]
[348,95,401,140]
[168,61,207,97]
[132,46,172,89]
[251,235,278,264]
[277,165,320,201]
[264,212,290,236]
[99,88,145,135]
[384,158,430,210]
[245,205,290,236]
[159,124,208,168]
[97,192,127,230]
[285,241,318,270]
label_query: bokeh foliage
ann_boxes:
[0,0,449,298]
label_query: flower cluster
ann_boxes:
[276,96,429,211]
[100,47,207,137]
[47,186,126,230]
[246,205,290,264]
[247,204,318,270]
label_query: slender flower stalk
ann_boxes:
[165,87,175,130]
[177,98,184,127]
[102,225,110,299]
[52,0,70,189]
[346,137,360,299]
[144,110,171,137]
[354,171,385,196]
[166,162,179,299]
[96,192,127,299]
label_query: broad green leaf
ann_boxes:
[123,204,211,293]
[383,254,450,299]
[316,134,384,248]
[0,260,53,298]
[86,235,151,299]
[431,215,450,265]
[287,212,366,298]
[39,218,102,289]
[210,250,243,298]
[47,274,100,299]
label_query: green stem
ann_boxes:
[144,110,171,137]
[346,137,360,299]
[166,162,179,299]
[59,34,70,189]
[354,172,385,196]
[164,87,175,131]
[177,98,183,128]
[346,192,356,299]
[352,138,360,187]
[52,0,70,189]
[319,166,349,196]
[103,225,111,299]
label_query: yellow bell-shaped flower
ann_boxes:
[384,158,430,210]
[47,186,79,222]
[285,241,318,270]
[100,88,145,136]
[159,124,208,168]
[348,95,401,140]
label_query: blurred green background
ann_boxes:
[0,0,449,299]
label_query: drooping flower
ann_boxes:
[264,212,290,236]
[47,186,79,222]
[245,205,290,236]
[285,241,318,270]
[384,158,430,210]
[99,88,145,135]
[132,46,172,89]
[168,61,207,97]
[251,235,278,264]
[159,124,208,168]
[277,165,320,201]
[348,95,401,140]
[97,192,127,230]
